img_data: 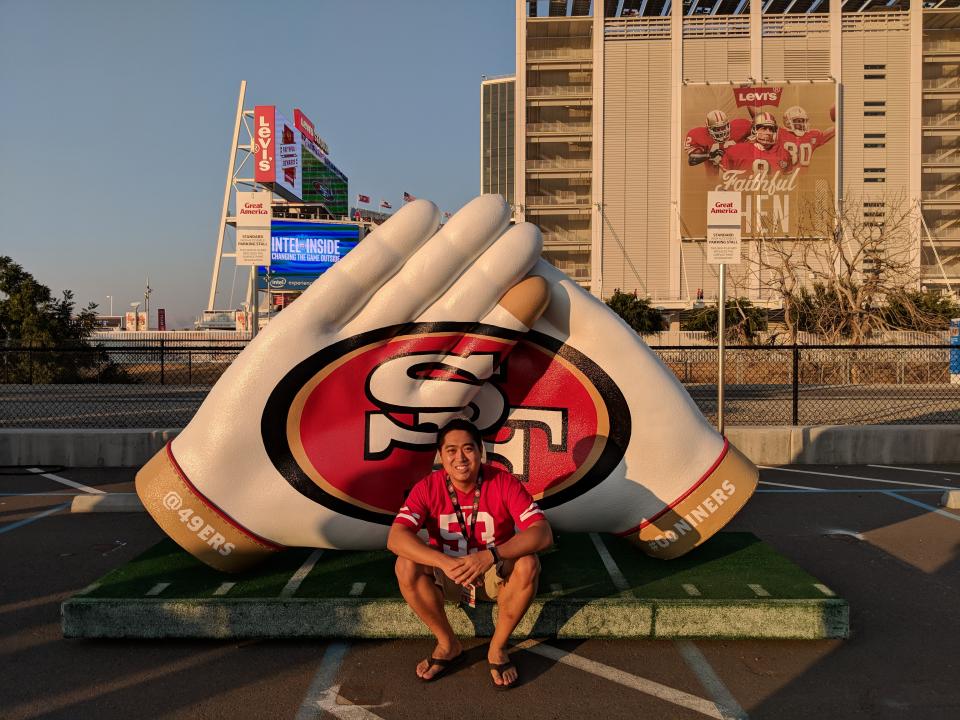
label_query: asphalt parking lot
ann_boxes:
[2,463,959,719]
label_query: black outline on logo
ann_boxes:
[261,322,631,524]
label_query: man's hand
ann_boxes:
[445,550,494,587]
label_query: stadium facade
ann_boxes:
[503,0,960,307]
[481,75,517,207]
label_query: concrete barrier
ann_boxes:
[0,429,179,468]
[1,425,958,467]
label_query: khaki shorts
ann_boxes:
[433,563,505,602]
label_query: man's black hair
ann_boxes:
[435,418,483,452]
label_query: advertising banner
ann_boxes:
[680,83,837,238]
[706,191,742,265]
[125,311,136,332]
[294,108,329,155]
[236,191,273,227]
[253,106,302,201]
[157,308,166,331]
[257,220,360,291]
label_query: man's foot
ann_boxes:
[488,646,518,689]
[416,641,463,681]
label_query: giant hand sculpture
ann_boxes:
[136,195,757,572]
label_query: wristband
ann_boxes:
[489,545,502,567]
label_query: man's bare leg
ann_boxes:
[395,557,462,679]
[488,555,539,687]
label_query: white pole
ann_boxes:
[208,80,247,311]
[718,263,726,435]
[250,268,259,340]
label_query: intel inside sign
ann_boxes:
[257,220,360,291]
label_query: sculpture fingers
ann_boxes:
[342,194,511,335]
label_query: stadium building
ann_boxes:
[500,0,960,306]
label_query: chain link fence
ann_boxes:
[1,341,957,428]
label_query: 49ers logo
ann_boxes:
[262,322,629,525]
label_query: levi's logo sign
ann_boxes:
[261,323,630,525]
[734,87,783,107]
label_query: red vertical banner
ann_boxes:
[254,106,276,184]
[157,308,166,331]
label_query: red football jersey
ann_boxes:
[779,128,835,168]
[394,465,545,557]
[721,141,792,174]
[684,119,752,174]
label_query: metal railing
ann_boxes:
[923,77,960,90]
[526,85,592,98]
[527,158,592,170]
[526,122,592,135]
[525,194,592,207]
[527,47,592,61]
[2,342,958,429]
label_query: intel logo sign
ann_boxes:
[269,277,287,289]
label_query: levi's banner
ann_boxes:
[253,106,303,202]
[680,83,837,238]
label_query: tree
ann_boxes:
[0,256,104,382]
[683,297,768,344]
[746,192,944,344]
[605,289,665,335]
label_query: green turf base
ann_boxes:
[62,533,849,640]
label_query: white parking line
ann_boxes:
[883,491,960,523]
[27,468,105,495]
[281,549,324,598]
[146,583,170,596]
[349,582,366,597]
[75,583,101,596]
[584,535,746,718]
[683,584,702,597]
[748,584,770,597]
[676,640,749,720]
[813,584,836,597]
[589,533,632,597]
[0,503,71,535]
[516,640,733,719]
[869,464,960,478]
[295,642,386,720]
[759,479,822,492]
[759,466,953,491]
[213,582,235,596]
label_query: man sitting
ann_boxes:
[387,418,553,689]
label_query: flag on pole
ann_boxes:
[357,193,370,204]
[402,192,416,203]
[380,199,392,209]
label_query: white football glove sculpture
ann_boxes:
[136,195,757,572]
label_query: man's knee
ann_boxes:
[507,554,540,587]
[395,556,427,588]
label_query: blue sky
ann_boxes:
[0,1,516,328]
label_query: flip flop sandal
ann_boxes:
[488,661,518,691]
[419,652,464,682]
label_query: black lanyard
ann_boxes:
[446,472,483,547]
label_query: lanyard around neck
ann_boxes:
[445,472,482,546]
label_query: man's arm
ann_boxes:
[446,519,553,586]
[387,523,457,577]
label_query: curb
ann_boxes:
[941,489,960,509]
[3,425,959,467]
[71,494,144,513]
[61,596,849,641]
